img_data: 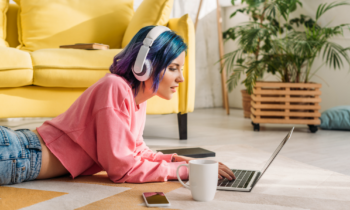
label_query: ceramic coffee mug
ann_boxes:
[176,159,218,202]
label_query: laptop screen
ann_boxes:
[255,127,294,183]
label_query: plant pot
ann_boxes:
[241,89,251,118]
[250,82,321,133]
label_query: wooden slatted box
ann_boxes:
[250,82,322,125]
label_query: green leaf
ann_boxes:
[230,8,247,18]
[226,67,245,92]
[237,58,245,64]
[316,1,350,21]
[322,41,350,70]
[284,23,293,30]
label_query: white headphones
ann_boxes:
[132,25,171,81]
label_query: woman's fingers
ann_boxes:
[218,162,236,179]
[219,169,233,180]
[220,162,236,179]
[223,167,236,179]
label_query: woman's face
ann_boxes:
[145,51,185,100]
[156,51,185,100]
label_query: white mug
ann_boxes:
[176,159,218,202]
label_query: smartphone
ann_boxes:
[142,192,171,207]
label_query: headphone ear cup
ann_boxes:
[143,59,153,77]
[132,59,153,81]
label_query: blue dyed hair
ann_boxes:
[109,25,188,96]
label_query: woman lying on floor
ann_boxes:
[0,25,235,185]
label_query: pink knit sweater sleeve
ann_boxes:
[94,107,188,183]
[135,136,176,162]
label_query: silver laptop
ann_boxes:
[217,127,294,192]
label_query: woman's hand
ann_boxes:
[218,162,236,180]
[172,155,236,180]
[171,154,195,163]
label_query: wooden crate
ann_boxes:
[250,82,321,125]
[241,89,252,118]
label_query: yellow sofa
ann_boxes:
[0,0,195,140]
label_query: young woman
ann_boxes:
[0,26,235,185]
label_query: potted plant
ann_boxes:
[221,0,350,132]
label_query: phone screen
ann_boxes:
[143,192,170,204]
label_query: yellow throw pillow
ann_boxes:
[6,3,20,48]
[0,0,9,47]
[168,14,195,114]
[14,0,134,52]
[121,0,173,48]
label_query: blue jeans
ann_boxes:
[0,126,42,185]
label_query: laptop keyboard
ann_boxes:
[217,170,255,188]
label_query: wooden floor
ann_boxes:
[1,108,349,176]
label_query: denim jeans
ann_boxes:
[0,126,42,185]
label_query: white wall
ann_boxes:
[223,0,350,112]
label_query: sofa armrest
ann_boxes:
[167,14,195,114]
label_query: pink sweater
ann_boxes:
[37,73,188,183]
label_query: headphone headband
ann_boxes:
[133,26,171,81]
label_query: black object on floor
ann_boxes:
[177,113,187,140]
[156,147,215,158]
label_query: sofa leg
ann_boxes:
[177,113,187,140]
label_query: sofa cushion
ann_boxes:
[0,0,9,47]
[121,0,173,48]
[6,3,20,48]
[0,47,33,87]
[31,48,122,88]
[14,0,134,52]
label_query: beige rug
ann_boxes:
[1,144,350,210]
